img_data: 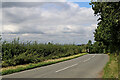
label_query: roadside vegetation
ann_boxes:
[1,53,87,75]
[1,38,104,68]
[2,38,85,67]
[103,54,118,78]
[1,37,104,75]
[90,1,120,78]
[1,1,119,77]
[118,54,120,79]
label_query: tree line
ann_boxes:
[90,1,120,54]
[1,38,104,67]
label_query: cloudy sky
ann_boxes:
[2,2,98,44]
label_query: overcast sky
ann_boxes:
[2,2,98,44]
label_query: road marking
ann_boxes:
[83,55,95,62]
[55,63,78,73]
[83,58,91,62]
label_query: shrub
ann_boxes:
[2,39,86,67]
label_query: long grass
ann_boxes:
[103,54,118,78]
[118,53,120,80]
[1,53,88,75]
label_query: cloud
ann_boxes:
[2,2,98,44]
[3,25,19,33]
[2,2,45,8]
[2,2,68,8]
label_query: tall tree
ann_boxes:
[90,2,120,54]
[0,35,1,41]
[87,40,92,53]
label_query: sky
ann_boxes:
[2,2,98,44]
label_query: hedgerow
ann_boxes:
[2,38,85,67]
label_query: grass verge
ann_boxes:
[1,53,88,75]
[118,53,120,80]
[103,53,118,78]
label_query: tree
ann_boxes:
[90,2,120,54]
[87,40,92,53]
[0,35,1,41]
[91,41,104,53]
[0,35,2,60]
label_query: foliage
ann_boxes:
[90,2,119,78]
[118,53,120,79]
[86,40,92,53]
[86,40,105,53]
[103,54,118,78]
[91,41,105,53]
[2,37,106,67]
[2,38,85,67]
[90,2,120,53]
[1,53,88,75]
[0,35,2,67]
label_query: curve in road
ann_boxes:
[3,54,109,78]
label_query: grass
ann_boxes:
[103,53,118,78]
[1,53,88,75]
[118,53,120,80]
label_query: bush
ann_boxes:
[2,39,85,67]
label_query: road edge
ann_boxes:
[1,53,88,75]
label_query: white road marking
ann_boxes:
[83,58,91,62]
[56,55,96,73]
[83,55,95,62]
[55,63,78,73]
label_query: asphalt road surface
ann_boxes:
[3,54,109,78]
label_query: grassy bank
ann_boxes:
[103,54,118,78]
[118,53,120,79]
[1,53,88,75]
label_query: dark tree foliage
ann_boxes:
[86,40,105,53]
[0,35,1,40]
[91,41,105,53]
[86,40,92,53]
[90,2,120,53]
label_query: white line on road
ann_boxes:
[83,58,91,62]
[83,55,95,62]
[55,63,78,73]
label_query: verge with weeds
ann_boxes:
[103,53,118,78]
[1,53,88,75]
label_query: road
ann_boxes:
[3,54,109,78]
